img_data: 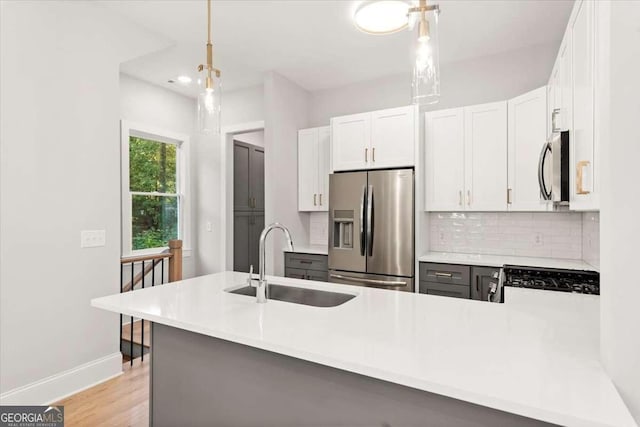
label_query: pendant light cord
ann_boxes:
[207,0,211,44]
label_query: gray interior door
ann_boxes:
[234,142,252,211]
[233,140,265,273]
[250,212,264,273]
[233,211,252,272]
[366,169,414,277]
[250,148,265,211]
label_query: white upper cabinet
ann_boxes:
[425,108,465,211]
[317,126,330,210]
[298,126,330,212]
[507,87,550,212]
[570,0,598,210]
[370,106,415,169]
[331,113,371,171]
[331,106,415,172]
[425,102,507,212]
[464,101,508,211]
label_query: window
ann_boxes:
[121,121,190,255]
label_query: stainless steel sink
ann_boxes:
[227,283,355,307]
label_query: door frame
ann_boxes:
[221,121,265,271]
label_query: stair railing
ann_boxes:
[119,239,182,365]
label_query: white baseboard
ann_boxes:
[0,352,123,405]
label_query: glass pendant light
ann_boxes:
[409,0,440,105]
[197,0,222,134]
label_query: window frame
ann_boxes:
[121,120,191,257]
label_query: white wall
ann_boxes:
[264,72,311,275]
[0,1,168,403]
[582,212,600,270]
[196,86,265,276]
[234,130,264,147]
[309,42,558,127]
[119,73,197,279]
[601,1,640,422]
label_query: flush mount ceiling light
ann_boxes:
[177,75,192,84]
[353,1,411,35]
[196,0,222,134]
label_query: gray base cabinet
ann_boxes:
[284,252,328,281]
[419,263,471,299]
[471,266,502,302]
[419,262,502,302]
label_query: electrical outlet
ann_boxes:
[81,230,106,248]
[439,231,446,243]
[534,232,544,247]
[206,221,212,232]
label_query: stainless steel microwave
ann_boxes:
[538,130,569,204]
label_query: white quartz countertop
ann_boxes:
[91,272,634,427]
[419,251,598,271]
[284,245,328,255]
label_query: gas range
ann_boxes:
[502,265,600,295]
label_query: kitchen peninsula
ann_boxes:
[91,272,635,427]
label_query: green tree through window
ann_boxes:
[129,136,179,250]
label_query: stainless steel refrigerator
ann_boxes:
[328,168,414,292]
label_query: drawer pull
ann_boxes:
[298,260,313,264]
[434,272,453,278]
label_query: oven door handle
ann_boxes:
[330,274,406,287]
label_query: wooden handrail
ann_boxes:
[120,240,183,293]
[120,252,172,264]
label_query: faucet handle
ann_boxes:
[247,265,256,287]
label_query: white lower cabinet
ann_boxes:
[425,102,507,212]
[298,126,330,212]
[507,86,551,211]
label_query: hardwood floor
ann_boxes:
[54,357,150,427]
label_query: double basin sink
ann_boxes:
[228,283,355,307]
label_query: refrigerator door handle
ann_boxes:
[329,274,407,287]
[360,185,366,256]
[366,185,374,257]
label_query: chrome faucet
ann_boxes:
[257,223,294,303]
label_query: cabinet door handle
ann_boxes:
[551,108,561,133]
[365,148,368,162]
[313,194,317,206]
[458,190,463,206]
[434,272,453,278]
[576,160,591,195]
[507,188,513,204]
[372,147,376,162]
[319,194,322,206]
[467,190,471,206]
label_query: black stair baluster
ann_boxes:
[161,258,165,284]
[120,263,123,354]
[141,260,145,362]
[152,259,156,287]
[130,261,134,366]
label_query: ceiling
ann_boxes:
[101,0,573,98]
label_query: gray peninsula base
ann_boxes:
[150,323,553,427]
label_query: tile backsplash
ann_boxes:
[309,212,329,245]
[429,212,584,259]
[582,212,600,269]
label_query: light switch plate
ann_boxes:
[81,230,106,248]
